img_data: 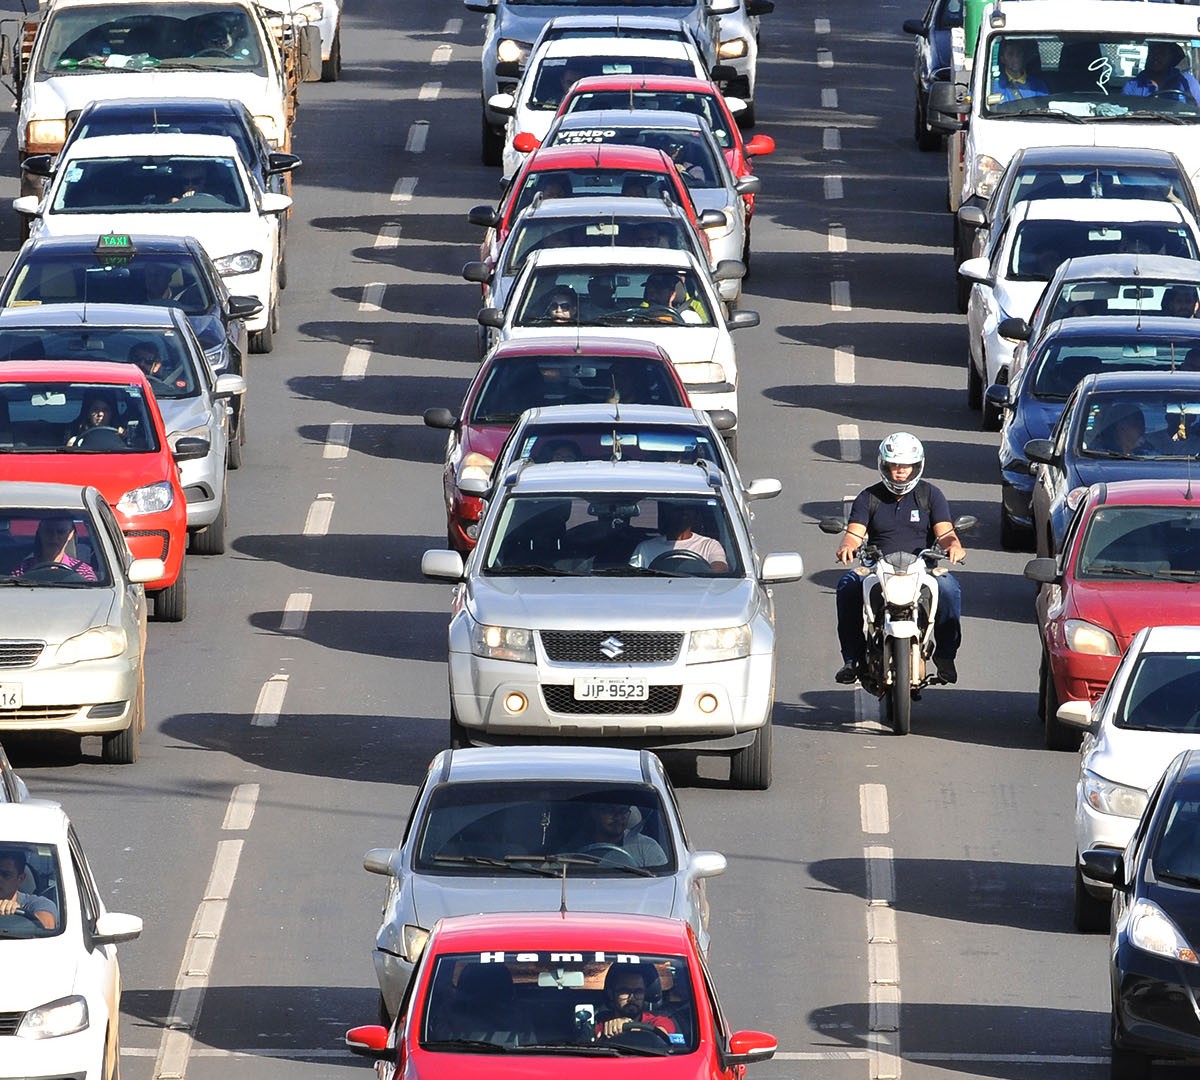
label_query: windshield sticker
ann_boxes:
[475,951,642,963]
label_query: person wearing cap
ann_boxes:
[992,40,1049,102]
[1122,41,1200,104]
[640,273,704,324]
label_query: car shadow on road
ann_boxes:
[232,533,438,583]
[286,373,470,415]
[297,422,445,464]
[295,318,476,362]
[248,609,449,664]
[772,317,963,367]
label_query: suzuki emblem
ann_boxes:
[599,635,625,660]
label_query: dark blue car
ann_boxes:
[987,316,1200,548]
[902,0,960,153]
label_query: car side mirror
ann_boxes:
[459,476,491,498]
[345,1025,392,1060]
[746,0,774,14]
[260,192,293,215]
[998,316,1030,341]
[902,17,925,34]
[1023,557,1060,585]
[464,0,496,10]
[698,209,728,229]
[127,558,166,585]
[710,63,738,82]
[423,407,458,430]
[1023,438,1056,466]
[713,259,746,281]
[734,174,761,196]
[172,436,210,462]
[1080,848,1123,887]
[92,911,143,946]
[512,132,540,154]
[744,478,782,501]
[726,1030,778,1066]
[227,294,263,319]
[265,151,301,175]
[1056,699,1093,731]
[745,134,775,156]
[20,154,54,178]
[957,203,987,229]
[690,851,727,878]
[12,195,40,216]
[927,80,967,129]
[422,549,466,581]
[760,552,803,583]
[957,257,991,284]
[214,373,247,399]
[462,261,491,283]
[487,92,516,116]
[468,204,500,228]
[984,383,1011,410]
[477,307,505,329]
[363,847,400,876]
[707,408,736,431]
[726,310,759,330]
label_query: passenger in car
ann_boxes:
[992,41,1049,102]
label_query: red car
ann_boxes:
[424,337,690,552]
[0,361,203,620]
[470,143,702,265]
[551,75,776,222]
[1025,479,1200,749]
[345,911,777,1078]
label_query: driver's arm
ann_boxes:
[32,908,55,930]
[836,522,867,564]
[933,520,965,563]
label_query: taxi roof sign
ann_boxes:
[95,234,133,252]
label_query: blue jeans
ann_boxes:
[836,568,961,664]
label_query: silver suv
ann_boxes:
[422,459,803,789]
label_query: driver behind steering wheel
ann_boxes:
[594,963,677,1041]
[569,802,667,868]
[0,847,57,929]
[628,502,728,572]
[639,272,704,324]
[1122,41,1200,105]
[10,518,97,582]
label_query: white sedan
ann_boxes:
[14,132,291,354]
[0,800,142,1080]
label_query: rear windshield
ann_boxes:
[1006,164,1194,218]
[513,423,722,469]
[528,57,698,110]
[565,90,731,148]
[1048,279,1200,322]
[504,215,697,276]
[549,125,720,187]
[510,169,685,220]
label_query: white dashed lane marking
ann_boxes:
[374,225,400,249]
[831,280,851,311]
[818,48,834,68]
[279,592,312,633]
[358,283,385,312]
[341,343,371,380]
[837,423,860,462]
[431,43,452,65]
[221,785,259,831]
[323,422,352,460]
[251,675,289,728]
[815,16,831,32]
[418,82,442,101]
[821,87,839,108]
[302,494,335,537]
[405,121,429,153]
[824,175,844,200]
[834,346,855,385]
[823,127,841,151]
[390,176,418,202]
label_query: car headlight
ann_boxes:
[1064,619,1120,656]
[718,37,749,59]
[1081,770,1147,819]
[203,344,228,372]
[169,425,210,453]
[213,250,263,276]
[295,1,326,19]
[26,119,68,152]
[496,38,531,65]
[402,924,430,963]
[1129,899,1199,963]
[253,114,282,146]
[117,481,174,516]
[688,625,751,663]
[678,361,729,386]
[459,452,494,485]
[469,620,535,663]
[56,626,127,665]
[16,995,89,1039]
[973,154,1004,199]
[703,209,738,241]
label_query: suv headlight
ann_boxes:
[974,154,1004,199]
[17,996,88,1039]
[56,626,127,665]
[213,250,263,276]
[1129,899,1199,963]
[470,620,535,663]
[688,624,751,663]
[117,481,174,516]
[1064,619,1119,656]
[1081,770,1146,819]
[496,38,531,65]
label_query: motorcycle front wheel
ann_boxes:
[885,639,912,736]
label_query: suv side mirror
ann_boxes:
[227,295,263,319]
[927,81,967,130]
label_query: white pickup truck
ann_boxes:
[10,0,318,196]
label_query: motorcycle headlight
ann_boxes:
[974,154,1004,199]
[402,924,430,962]
[213,250,263,276]
[16,996,88,1039]
[56,626,127,665]
[1129,899,1199,963]
[1064,619,1120,656]
[459,452,494,485]
[688,624,751,663]
[117,481,174,516]
[1081,770,1147,819]
[470,620,535,663]
[496,38,531,65]
[881,572,921,607]
[718,37,749,59]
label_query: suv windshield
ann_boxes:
[0,381,159,453]
[0,511,112,586]
[52,156,248,214]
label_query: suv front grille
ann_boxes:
[542,685,681,715]
[540,631,683,664]
[0,641,43,668]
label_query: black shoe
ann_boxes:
[935,657,958,685]
[835,661,861,685]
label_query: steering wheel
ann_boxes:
[0,909,46,936]
[23,560,83,578]
[609,1022,673,1048]
[1151,88,1190,103]
[649,549,712,573]
[576,842,637,867]
[75,426,126,450]
[613,305,685,325]
[193,47,232,57]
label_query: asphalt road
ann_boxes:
[0,0,1125,1077]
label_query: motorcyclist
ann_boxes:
[834,432,966,685]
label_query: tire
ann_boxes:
[101,673,142,765]
[250,313,274,354]
[1110,1043,1151,1080]
[729,722,772,790]
[981,397,1002,432]
[190,480,227,556]
[966,353,983,410]
[741,223,752,275]
[887,639,912,736]
[481,110,504,167]
[915,92,941,151]
[1040,651,1080,751]
[321,29,341,82]
[449,704,472,749]
[277,248,288,291]
[227,408,244,471]
[153,566,187,623]
[1000,505,1027,552]
[1073,860,1111,933]
[723,430,738,462]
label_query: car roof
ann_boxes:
[977,0,1200,33]
[1093,478,1200,506]
[544,14,695,32]
[1054,253,1200,283]
[1079,370,1200,393]
[60,133,243,160]
[0,304,183,330]
[0,482,93,509]
[0,360,148,385]
[526,246,695,270]
[431,910,691,951]
[1016,145,1182,169]
[507,458,721,495]
[519,403,712,426]
[489,336,672,359]
[18,233,203,256]
[1015,198,1190,225]
[557,109,711,133]
[1042,314,1200,341]
[567,74,719,95]
[0,800,70,842]
[1137,625,1200,652]
[439,745,657,784]
[521,144,677,170]
[513,195,681,221]
[540,37,694,61]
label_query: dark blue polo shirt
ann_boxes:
[847,481,952,556]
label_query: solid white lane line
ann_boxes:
[828,224,847,252]
[815,17,831,33]
[390,176,418,202]
[860,783,890,834]
[824,175,844,200]
[431,43,452,65]
[865,842,902,1079]
[834,346,855,385]
[821,87,838,108]
[152,839,244,1080]
[251,675,289,728]
[443,17,463,34]
[341,343,370,380]
[221,785,259,831]
[323,421,352,460]
[831,280,851,311]
[279,592,312,633]
[418,82,442,101]
[817,48,833,68]
[823,127,841,151]
[405,121,429,153]
[837,422,859,462]
[374,225,400,249]
[358,283,385,312]
[303,494,335,537]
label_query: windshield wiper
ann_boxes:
[0,577,36,587]
[557,852,654,877]
[422,1039,512,1054]
[1154,568,1200,579]
[428,855,558,877]
[485,564,563,576]
[1114,110,1189,125]
[1157,868,1200,887]
[516,1044,622,1056]
[1014,107,1087,123]
[1085,563,1157,577]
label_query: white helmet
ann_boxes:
[878,431,925,496]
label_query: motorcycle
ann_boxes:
[819,515,975,735]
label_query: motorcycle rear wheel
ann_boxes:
[886,640,912,735]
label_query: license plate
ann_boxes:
[0,684,22,710]
[573,678,649,702]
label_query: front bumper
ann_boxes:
[1000,469,1035,529]
[1047,642,1119,704]
[680,382,737,421]
[0,1021,105,1080]
[179,452,224,530]
[1114,942,1200,1060]
[374,947,416,1020]
[116,505,186,590]
[1075,798,1137,895]
[224,264,274,331]
[982,324,1017,388]
[0,654,139,736]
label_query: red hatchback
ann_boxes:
[0,361,204,620]
[424,337,690,552]
[346,911,777,1079]
[1025,479,1200,749]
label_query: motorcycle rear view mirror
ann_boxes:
[952,514,977,533]
[818,516,846,534]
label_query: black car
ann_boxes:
[902,0,961,153]
[1082,748,1200,1079]
[953,146,1200,312]
[0,234,260,465]
[1028,370,1200,558]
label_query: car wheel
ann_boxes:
[1040,651,1080,751]
[250,313,274,354]
[729,722,772,790]
[980,350,1002,430]
[741,224,752,275]
[999,504,1030,552]
[482,110,504,167]
[190,479,228,556]
[277,248,288,291]
[153,566,187,623]
[449,703,472,749]
[915,92,941,151]
[1110,1040,1151,1080]
[1073,859,1110,932]
[101,673,142,765]
[228,409,244,471]
[321,28,342,82]
[966,352,983,410]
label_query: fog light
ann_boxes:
[697,693,719,714]
[504,692,528,714]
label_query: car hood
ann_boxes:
[0,936,81,1010]
[0,588,116,642]
[994,278,1047,321]
[1015,398,1066,444]
[1071,458,1197,488]
[460,422,513,466]
[0,453,173,503]
[156,395,210,438]
[410,874,681,928]
[30,71,280,123]
[1066,580,1200,650]
[1087,725,1200,795]
[187,313,225,352]
[467,575,759,628]
[38,211,262,257]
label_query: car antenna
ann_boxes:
[1171,340,1177,372]
[559,859,570,914]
